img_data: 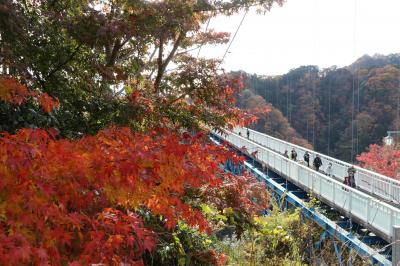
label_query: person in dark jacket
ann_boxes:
[283,150,289,158]
[246,128,250,139]
[348,166,356,188]
[304,151,310,167]
[343,176,350,191]
[291,148,297,161]
[313,155,322,172]
[344,176,350,186]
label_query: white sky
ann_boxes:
[199,0,400,75]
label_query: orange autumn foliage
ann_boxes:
[0,77,59,113]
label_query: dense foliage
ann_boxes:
[242,54,400,162]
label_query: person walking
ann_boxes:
[291,148,297,161]
[313,155,322,172]
[343,175,350,191]
[326,162,333,177]
[348,166,356,188]
[262,162,267,174]
[246,128,250,139]
[283,150,289,158]
[304,151,310,167]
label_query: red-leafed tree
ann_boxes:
[357,144,400,180]
[0,125,268,265]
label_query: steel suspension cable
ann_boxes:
[220,10,248,64]
[311,1,318,149]
[351,0,358,163]
[328,75,332,156]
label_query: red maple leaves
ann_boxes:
[0,126,267,265]
[357,144,400,180]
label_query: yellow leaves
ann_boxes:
[0,202,7,223]
[172,232,186,266]
[140,159,153,168]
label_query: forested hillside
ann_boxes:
[242,53,400,162]
[237,89,312,148]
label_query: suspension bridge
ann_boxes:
[211,127,400,266]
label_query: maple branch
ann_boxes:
[192,1,270,13]
[106,39,123,67]
[154,34,164,92]
[147,47,158,79]
[46,44,82,80]
[167,93,188,107]
[175,44,202,57]
[154,31,185,92]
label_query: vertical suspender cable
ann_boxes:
[397,74,400,179]
[356,65,360,156]
[312,69,316,149]
[307,68,311,144]
[288,77,291,126]
[351,0,358,163]
[355,0,360,157]
[328,75,332,156]
[286,76,289,119]
[311,0,317,149]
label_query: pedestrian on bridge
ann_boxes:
[348,166,356,177]
[291,148,297,161]
[246,128,250,139]
[313,155,322,172]
[262,162,267,174]
[343,176,350,188]
[284,150,289,158]
[304,151,310,167]
[348,166,356,188]
[326,162,333,177]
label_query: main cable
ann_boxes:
[220,10,248,64]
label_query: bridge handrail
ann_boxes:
[216,129,400,242]
[237,127,400,204]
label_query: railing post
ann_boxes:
[372,178,375,195]
[348,190,352,213]
[393,226,400,266]
[391,209,395,237]
[319,174,322,194]
[332,182,335,203]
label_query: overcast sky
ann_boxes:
[199,0,400,75]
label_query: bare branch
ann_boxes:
[45,44,82,80]
[154,31,185,92]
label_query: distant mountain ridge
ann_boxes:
[348,53,400,72]
[240,53,400,162]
